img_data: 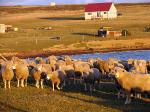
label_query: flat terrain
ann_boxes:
[0,4,150,53]
[0,4,150,112]
[0,79,150,112]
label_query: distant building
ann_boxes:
[85,2,117,20]
[50,2,56,6]
[0,24,6,33]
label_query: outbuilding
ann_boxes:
[85,2,117,20]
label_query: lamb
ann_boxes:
[1,61,14,89]
[46,69,66,91]
[112,67,150,104]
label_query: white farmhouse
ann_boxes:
[50,2,56,6]
[85,2,117,20]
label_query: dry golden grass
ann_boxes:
[0,80,150,112]
[0,4,150,53]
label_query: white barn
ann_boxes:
[85,2,117,20]
[50,2,56,6]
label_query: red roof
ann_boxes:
[85,2,112,12]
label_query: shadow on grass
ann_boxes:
[0,101,27,112]
[62,82,150,112]
[72,32,98,37]
[39,17,84,21]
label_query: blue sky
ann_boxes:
[0,0,149,6]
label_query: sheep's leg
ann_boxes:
[80,78,83,84]
[25,79,27,87]
[40,79,44,89]
[8,80,11,89]
[93,83,96,91]
[63,80,66,87]
[17,79,20,87]
[102,70,105,75]
[73,77,76,85]
[21,79,24,87]
[56,83,60,90]
[84,83,87,91]
[35,80,39,88]
[61,81,65,89]
[52,82,55,91]
[117,90,121,99]
[3,79,7,89]
[125,96,129,104]
[137,93,141,99]
[125,92,131,104]
[90,85,93,92]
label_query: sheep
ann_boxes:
[58,64,75,85]
[112,67,150,104]
[35,57,46,64]
[13,64,29,87]
[87,58,96,67]
[46,70,66,91]
[1,61,14,89]
[30,64,48,89]
[73,61,91,84]
[96,59,110,75]
[47,56,57,71]
[64,55,73,65]
[11,57,30,87]
[128,59,148,74]
[82,68,101,91]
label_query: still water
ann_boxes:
[65,50,150,61]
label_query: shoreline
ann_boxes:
[2,47,150,59]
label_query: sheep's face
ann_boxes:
[114,68,126,79]
[110,67,126,77]
[47,73,53,80]
[128,59,134,65]
[12,65,16,70]
[37,65,43,71]
[108,62,115,70]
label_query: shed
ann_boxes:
[0,24,6,33]
[85,2,117,20]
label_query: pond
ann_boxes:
[64,50,150,61]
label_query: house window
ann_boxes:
[88,12,92,15]
[104,12,107,14]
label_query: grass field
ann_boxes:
[0,79,150,112]
[0,4,150,53]
[0,4,150,112]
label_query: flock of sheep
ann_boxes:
[0,55,150,105]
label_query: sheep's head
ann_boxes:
[128,58,134,65]
[47,72,53,80]
[109,67,126,78]
[114,68,126,79]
